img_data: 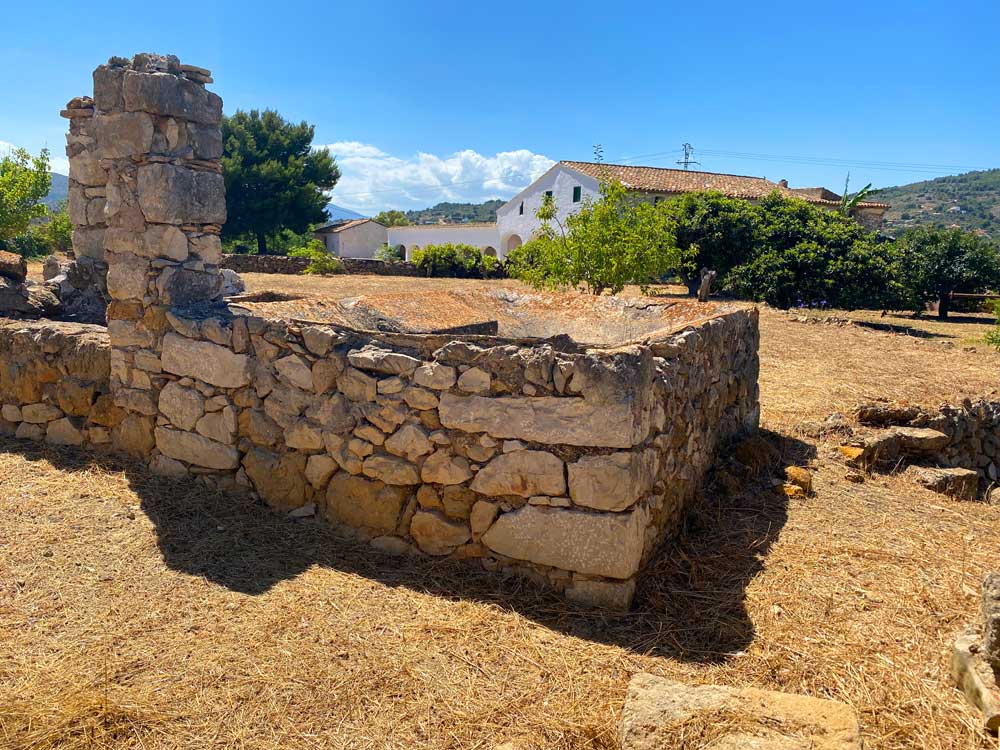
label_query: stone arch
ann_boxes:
[483,246,497,258]
[505,235,522,253]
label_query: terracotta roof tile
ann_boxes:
[560,161,888,209]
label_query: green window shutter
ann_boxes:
[573,186,582,203]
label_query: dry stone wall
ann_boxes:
[222,254,420,277]
[0,53,762,608]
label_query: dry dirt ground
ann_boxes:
[3,273,1000,749]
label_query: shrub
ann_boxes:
[374,243,404,262]
[288,239,343,275]
[895,225,1000,318]
[411,243,494,278]
[506,180,681,295]
[985,301,1000,351]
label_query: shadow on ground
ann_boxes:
[0,428,811,664]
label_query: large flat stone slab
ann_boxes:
[620,673,861,750]
[161,332,250,388]
[438,392,640,449]
[481,504,648,580]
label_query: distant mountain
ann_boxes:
[877,169,1000,236]
[405,199,504,225]
[44,172,68,208]
[325,203,366,222]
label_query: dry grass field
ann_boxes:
[3,272,1000,749]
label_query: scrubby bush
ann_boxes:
[506,180,681,295]
[985,301,1000,351]
[374,243,405,262]
[288,239,343,275]
[411,243,497,278]
[0,203,74,259]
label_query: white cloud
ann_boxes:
[316,141,555,213]
[0,139,69,174]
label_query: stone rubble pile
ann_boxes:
[838,399,999,500]
[0,250,60,319]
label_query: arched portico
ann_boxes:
[504,234,522,253]
[483,246,497,257]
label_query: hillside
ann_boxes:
[405,199,503,225]
[43,172,68,208]
[877,168,1000,236]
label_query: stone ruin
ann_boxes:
[953,572,1000,731]
[0,53,761,608]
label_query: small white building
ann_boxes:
[387,223,500,261]
[314,218,387,259]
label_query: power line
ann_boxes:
[676,143,700,170]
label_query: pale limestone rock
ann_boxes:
[370,536,413,556]
[347,348,421,376]
[412,362,456,390]
[263,386,311,429]
[107,320,155,349]
[982,572,1000,669]
[112,414,155,456]
[889,425,950,452]
[325,473,410,533]
[470,450,566,498]
[904,465,978,500]
[2,404,22,422]
[239,408,283,447]
[402,386,438,410]
[384,424,432,462]
[305,454,338,489]
[161,333,250,388]
[410,510,471,555]
[354,423,385,446]
[15,422,44,440]
[457,366,491,394]
[482,504,649,579]
[362,455,420,485]
[150,454,188,477]
[619,673,861,750]
[195,408,236,445]
[420,450,473,485]
[416,484,443,510]
[275,354,314,391]
[158,381,204,431]
[155,426,239,470]
[136,163,226,225]
[469,500,499,538]
[306,393,354,432]
[21,403,63,423]
[95,111,154,157]
[123,69,223,124]
[242,448,307,511]
[348,438,374,458]
[325,433,364,475]
[285,420,324,451]
[502,440,526,452]
[288,502,316,518]
[377,376,404,395]
[429,431,450,446]
[338,367,377,402]
[45,418,84,446]
[302,326,338,357]
[312,358,342,395]
[439,393,641,449]
[568,450,658,511]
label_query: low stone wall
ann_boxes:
[0,320,121,446]
[126,305,758,607]
[222,254,420,277]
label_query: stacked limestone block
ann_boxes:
[150,306,758,608]
[0,320,121,446]
[66,54,227,458]
[953,572,1000,731]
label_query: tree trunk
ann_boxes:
[256,232,268,256]
[937,292,950,319]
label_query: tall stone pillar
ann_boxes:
[77,53,227,456]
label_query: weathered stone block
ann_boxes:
[439,393,642,449]
[161,333,250,388]
[470,450,566,498]
[155,426,239,470]
[409,510,470,555]
[137,163,226,225]
[95,112,154,157]
[482,504,649,580]
[122,70,223,124]
[243,448,308,511]
[568,450,658,511]
[325,473,410,533]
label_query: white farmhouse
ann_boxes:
[314,218,387,259]
[387,222,500,261]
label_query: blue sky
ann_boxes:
[2,0,998,213]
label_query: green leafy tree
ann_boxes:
[725,192,906,310]
[839,173,877,216]
[895,225,1000,318]
[507,180,680,295]
[0,147,51,244]
[374,243,404,262]
[658,191,758,291]
[39,201,73,253]
[373,210,409,227]
[221,110,340,255]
